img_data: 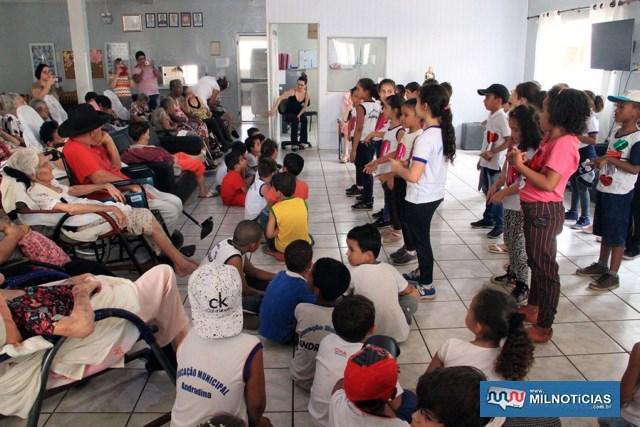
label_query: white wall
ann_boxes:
[266,0,528,149]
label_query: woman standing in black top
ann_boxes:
[268,74,310,149]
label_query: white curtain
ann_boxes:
[533,11,562,90]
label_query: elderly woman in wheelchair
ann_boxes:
[1,148,198,276]
[0,264,188,419]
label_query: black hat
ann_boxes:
[477,83,510,104]
[58,103,112,137]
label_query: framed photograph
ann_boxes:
[157,13,168,28]
[169,13,179,27]
[145,13,156,28]
[180,12,191,27]
[122,14,142,32]
[28,43,58,82]
[192,12,203,27]
[104,42,130,76]
[209,41,221,56]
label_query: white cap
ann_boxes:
[608,90,640,104]
[188,263,243,339]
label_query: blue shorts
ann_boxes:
[593,190,634,247]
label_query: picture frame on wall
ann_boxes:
[169,13,179,27]
[145,13,156,28]
[28,43,58,82]
[122,14,142,32]
[192,12,203,27]
[104,42,130,76]
[180,12,191,27]
[157,13,168,28]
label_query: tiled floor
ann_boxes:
[3,142,640,426]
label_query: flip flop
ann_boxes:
[198,190,218,198]
[486,243,508,254]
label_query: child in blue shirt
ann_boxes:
[259,239,315,344]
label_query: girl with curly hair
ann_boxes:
[510,87,590,343]
[426,288,535,381]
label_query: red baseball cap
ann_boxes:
[344,345,398,403]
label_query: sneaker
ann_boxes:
[487,227,503,239]
[352,200,373,211]
[623,249,640,260]
[571,216,591,229]
[346,187,363,197]
[392,250,417,266]
[470,219,495,229]
[372,216,391,229]
[518,304,538,324]
[491,272,516,286]
[372,209,384,219]
[511,283,529,304]
[588,272,620,291]
[526,325,553,343]
[415,283,436,300]
[345,184,358,193]
[390,246,407,261]
[383,229,403,244]
[576,262,609,277]
[403,267,420,283]
[564,210,579,221]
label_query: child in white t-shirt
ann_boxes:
[426,288,535,381]
[171,263,270,427]
[471,83,512,239]
[244,157,277,225]
[308,295,375,427]
[364,95,406,243]
[244,133,265,177]
[329,345,409,427]
[290,257,351,391]
[390,84,457,300]
[345,224,420,343]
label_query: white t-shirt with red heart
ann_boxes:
[479,109,511,171]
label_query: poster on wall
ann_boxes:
[104,42,130,76]
[90,49,104,79]
[29,43,58,81]
[62,50,75,79]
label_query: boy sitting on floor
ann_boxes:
[200,220,275,316]
[345,224,420,343]
[265,172,312,260]
[291,257,351,391]
[259,240,315,344]
[266,152,309,204]
[221,151,248,207]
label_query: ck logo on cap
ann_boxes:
[208,292,228,309]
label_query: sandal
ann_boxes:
[198,190,218,198]
[486,243,508,254]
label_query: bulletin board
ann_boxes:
[327,37,386,92]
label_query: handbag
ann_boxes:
[18,230,71,267]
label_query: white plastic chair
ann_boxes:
[16,105,44,152]
[43,95,68,124]
[103,90,130,121]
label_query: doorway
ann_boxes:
[237,34,268,123]
[268,23,319,147]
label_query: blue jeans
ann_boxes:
[480,167,503,229]
[569,173,590,218]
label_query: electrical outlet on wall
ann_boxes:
[101,12,112,24]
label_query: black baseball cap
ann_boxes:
[477,84,510,105]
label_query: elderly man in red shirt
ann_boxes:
[59,104,183,236]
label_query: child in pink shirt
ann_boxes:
[509,87,590,343]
